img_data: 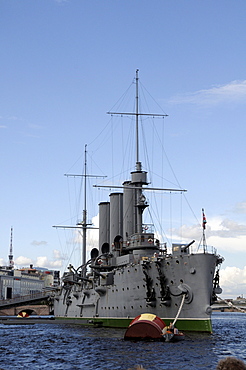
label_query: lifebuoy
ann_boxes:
[148,238,153,244]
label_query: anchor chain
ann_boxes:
[142,262,156,305]
[155,261,171,305]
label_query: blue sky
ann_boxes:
[1,0,246,298]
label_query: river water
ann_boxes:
[0,312,245,370]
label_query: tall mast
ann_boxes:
[82,144,88,265]
[135,69,140,171]
[79,145,106,265]
[54,145,105,267]
[8,227,14,269]
[107,70,168,160]
[134,69,145,233]
[107,70,168,236]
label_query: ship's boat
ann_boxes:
[52,70,223,332]
[162,331,185,342]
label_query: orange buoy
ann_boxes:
[124,313,166,340]
[17,311,30,318]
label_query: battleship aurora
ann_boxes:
[52,70,223,332]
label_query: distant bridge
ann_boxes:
[0,291,52,310]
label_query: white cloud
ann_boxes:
[173,223,201,241]
[14,249,65,269]
[169,80,246,106]
[15,256,32,266]
[171,214,246,253]
[0,258,7,266]
[208,235,246,253]
[220,266,246,298]
[210,218,246,239]
[6,116,19,121]
[206,216,246,252]
[53,249,65,260]
[31,240,48,246]
[0,115,22,128]
[36,256,63,268]
[232,201,246,214]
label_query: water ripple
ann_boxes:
[0,313,245,369]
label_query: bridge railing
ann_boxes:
[0,291,50,308]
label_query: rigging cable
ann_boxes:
[170,191,172,245]
[151,121,200,225]
[216,296,246,313]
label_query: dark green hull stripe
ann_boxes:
[55,316,213,333]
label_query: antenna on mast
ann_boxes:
[8,227,14,269]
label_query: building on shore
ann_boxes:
[0,264,60,300]
[0,228,60,300]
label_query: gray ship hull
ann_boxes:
[53,249,221,332]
